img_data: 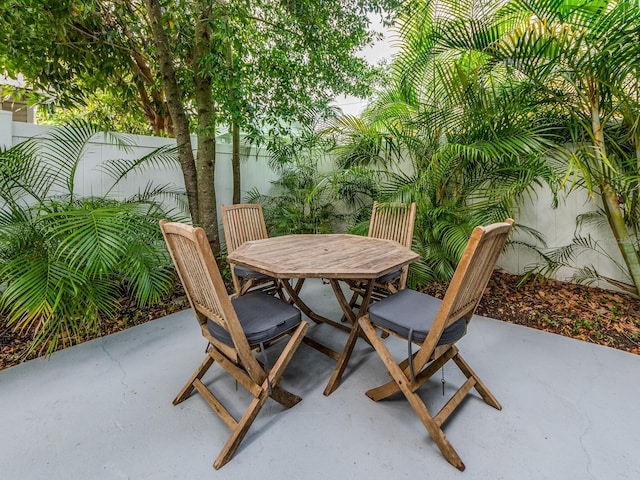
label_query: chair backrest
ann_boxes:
[368,201,417,249]
[221,204,269,254]
[159,220,258,368]
[419,219,514,360]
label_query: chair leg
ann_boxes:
[230,268,243,299]
[384,281,398,294]
[366,378,401,401]
[452,350,501,410]
[239,278,254,296]
[366,352,452,401]
[275,280,288,302]
[323,319,362,396]
[214,322,308,469]
[269,385,302,408]
[365,351,422,401]
[402,380,465,471]
[214,322,307,469]
[173,354,215,405]
[266,322,308,408]
[214,390,270,469]
[359,316,465,471]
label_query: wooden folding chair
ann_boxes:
[221,204,282,299]
[345,202,417,318]
[159,220,309,469]
[367,201,417,294]
[358,219,514,471]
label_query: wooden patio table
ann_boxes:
[227,233,419,395]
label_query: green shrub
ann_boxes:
[0,121,185,355]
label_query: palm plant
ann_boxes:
[432,0,640,295]
[0,121,184,355]
[245,119,346,235]
[246,158,340,235]
[323,1,560,286]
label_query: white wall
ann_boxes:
[0,115,279,219]
[0,114,628,285]
[498,184,626,286]
[0,110,12,147]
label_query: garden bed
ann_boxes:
[425,272,640,354]
[1,272,639,370]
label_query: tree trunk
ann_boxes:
[226,40,242,204]
[193,3,221,256]
[591,98,640,294]
[232,120,241,204]
[633,132,640,240]
[144,0,199,225]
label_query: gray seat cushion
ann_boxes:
[207,292,301,347]
[368,289,467,345]
[376,268,401,284]
[234,265,269,279]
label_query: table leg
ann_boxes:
[328,279,374,347]
[279,278,345,361]
[329,279,357,324]
[281,278,304,305]
[281,278,352,334]
[323,279,375,396]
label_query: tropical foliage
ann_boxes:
[0,0,399,257]
[319,0,640,296]
[247,123,344,235]
[0,122,184,355]
[323,0,562,286]
[247,159,340,235]
[503,0,640,295]
[407,0,640,295]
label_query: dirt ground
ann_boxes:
[424,272,640,354]
[1,272,639,370]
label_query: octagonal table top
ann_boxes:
[227,233,420,280]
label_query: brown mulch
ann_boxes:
[424,272,640,355]
[0,291,190,371]
[1,272,639,370]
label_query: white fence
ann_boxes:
[500,184,626,286]
[0,110,626,286]
[0,110,279,218]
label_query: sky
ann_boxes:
[331,19,398,117]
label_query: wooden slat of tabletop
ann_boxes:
[227,234,419,279]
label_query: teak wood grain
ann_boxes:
[160,220,308,469]
[227,234,419,280]
[357,219,514,471]
[220,204,283,298]
[344,202,418,320]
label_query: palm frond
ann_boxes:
[99,143,180,192]
[0,121,184,355]
[45,204,143,276]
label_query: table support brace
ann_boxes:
[323,279,376,396]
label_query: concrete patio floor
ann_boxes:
[1,279,639,480]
